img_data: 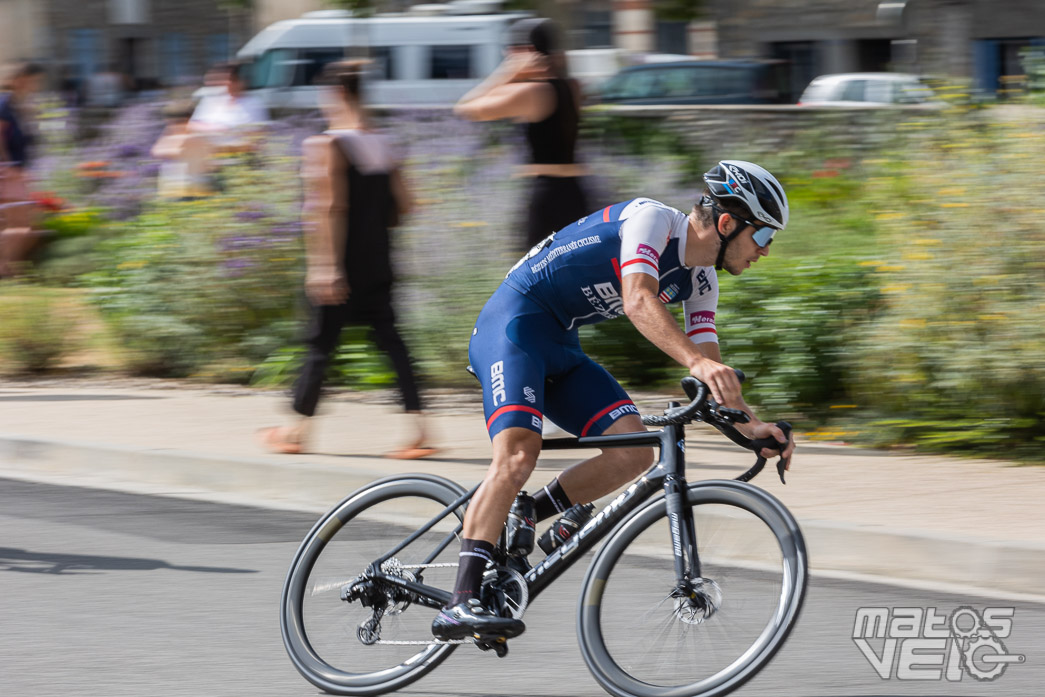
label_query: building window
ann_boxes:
[70,29,101,82]
[656,21,688,56]
[160,33,189,85]
[108,0,150,24]
[208,35,231,67]
[430,46,472,79]
[584,11,612,48]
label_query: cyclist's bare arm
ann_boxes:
[621,273,742,404]
[621,274,794,463]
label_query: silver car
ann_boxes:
[798,72,936,107]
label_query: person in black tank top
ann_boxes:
[260,61,437,460]
[454,18,590,251]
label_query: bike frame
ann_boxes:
[365,406,701,609]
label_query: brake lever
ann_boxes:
[747,421,792,484]
[774,422,793,484]
[715,406,750,424]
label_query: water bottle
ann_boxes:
[537,503,595,554]
[505,492,536,557]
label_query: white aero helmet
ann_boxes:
[703,160,789,230]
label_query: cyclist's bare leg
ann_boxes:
[462,426,543,544]
[435,426,539,637]
[554,414,653,505]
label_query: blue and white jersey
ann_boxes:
[503,198,719,344]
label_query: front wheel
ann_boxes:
[577,480,807,697]
[281,474,467,696]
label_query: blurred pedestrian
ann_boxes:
[455,17,589,251]
[189,60,268,144]
[151,99,215,200]
[0,61,45,278]
[260,60,437,459]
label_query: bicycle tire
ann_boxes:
[281,474,467,696]
[577,479,807,697]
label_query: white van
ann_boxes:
[237,6,530,109]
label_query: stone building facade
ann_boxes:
[2,0,247,89]
[712,0,1045,97]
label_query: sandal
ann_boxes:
[259,426,304,455]
[385,445,440,460]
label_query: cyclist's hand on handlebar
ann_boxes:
[691,358,744,409]
[744,420,795,470]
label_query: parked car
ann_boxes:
[566,48,627,94]
[797,72,936,106]
[597,59,790,106]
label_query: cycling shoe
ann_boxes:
[431,598,525,640]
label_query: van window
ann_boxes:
[430,45,472,79]
[371,46,396,80]
[292,48,345,86]
[252,48,295,88]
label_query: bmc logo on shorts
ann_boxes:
[635,244,660,264]
[608,404,639,420]
[490,361,507,406]
[690,311,716,326]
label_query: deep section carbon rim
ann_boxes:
[578,480,807,697]
[281,475,466,696]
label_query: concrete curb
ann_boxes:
[3,433,1043,600]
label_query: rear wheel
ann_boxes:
[577,480,807,697]
[281,475,467,696]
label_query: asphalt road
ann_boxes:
[1,477,1041,697]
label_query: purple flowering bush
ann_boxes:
[81,141,307,379]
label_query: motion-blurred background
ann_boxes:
[0,0,1042,461]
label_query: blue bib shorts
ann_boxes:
[469,284,638,440]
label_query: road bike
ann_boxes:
[281,375,808,697]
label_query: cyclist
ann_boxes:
[432,160,797,641]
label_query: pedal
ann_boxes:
[473,636,509,657]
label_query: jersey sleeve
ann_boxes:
[618,204,675,279]
[682,266,719,345]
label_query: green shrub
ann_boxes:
[715,257,881,421]
[0,284,76,373]
[81,155,305,379]
[847,113,1045,457]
